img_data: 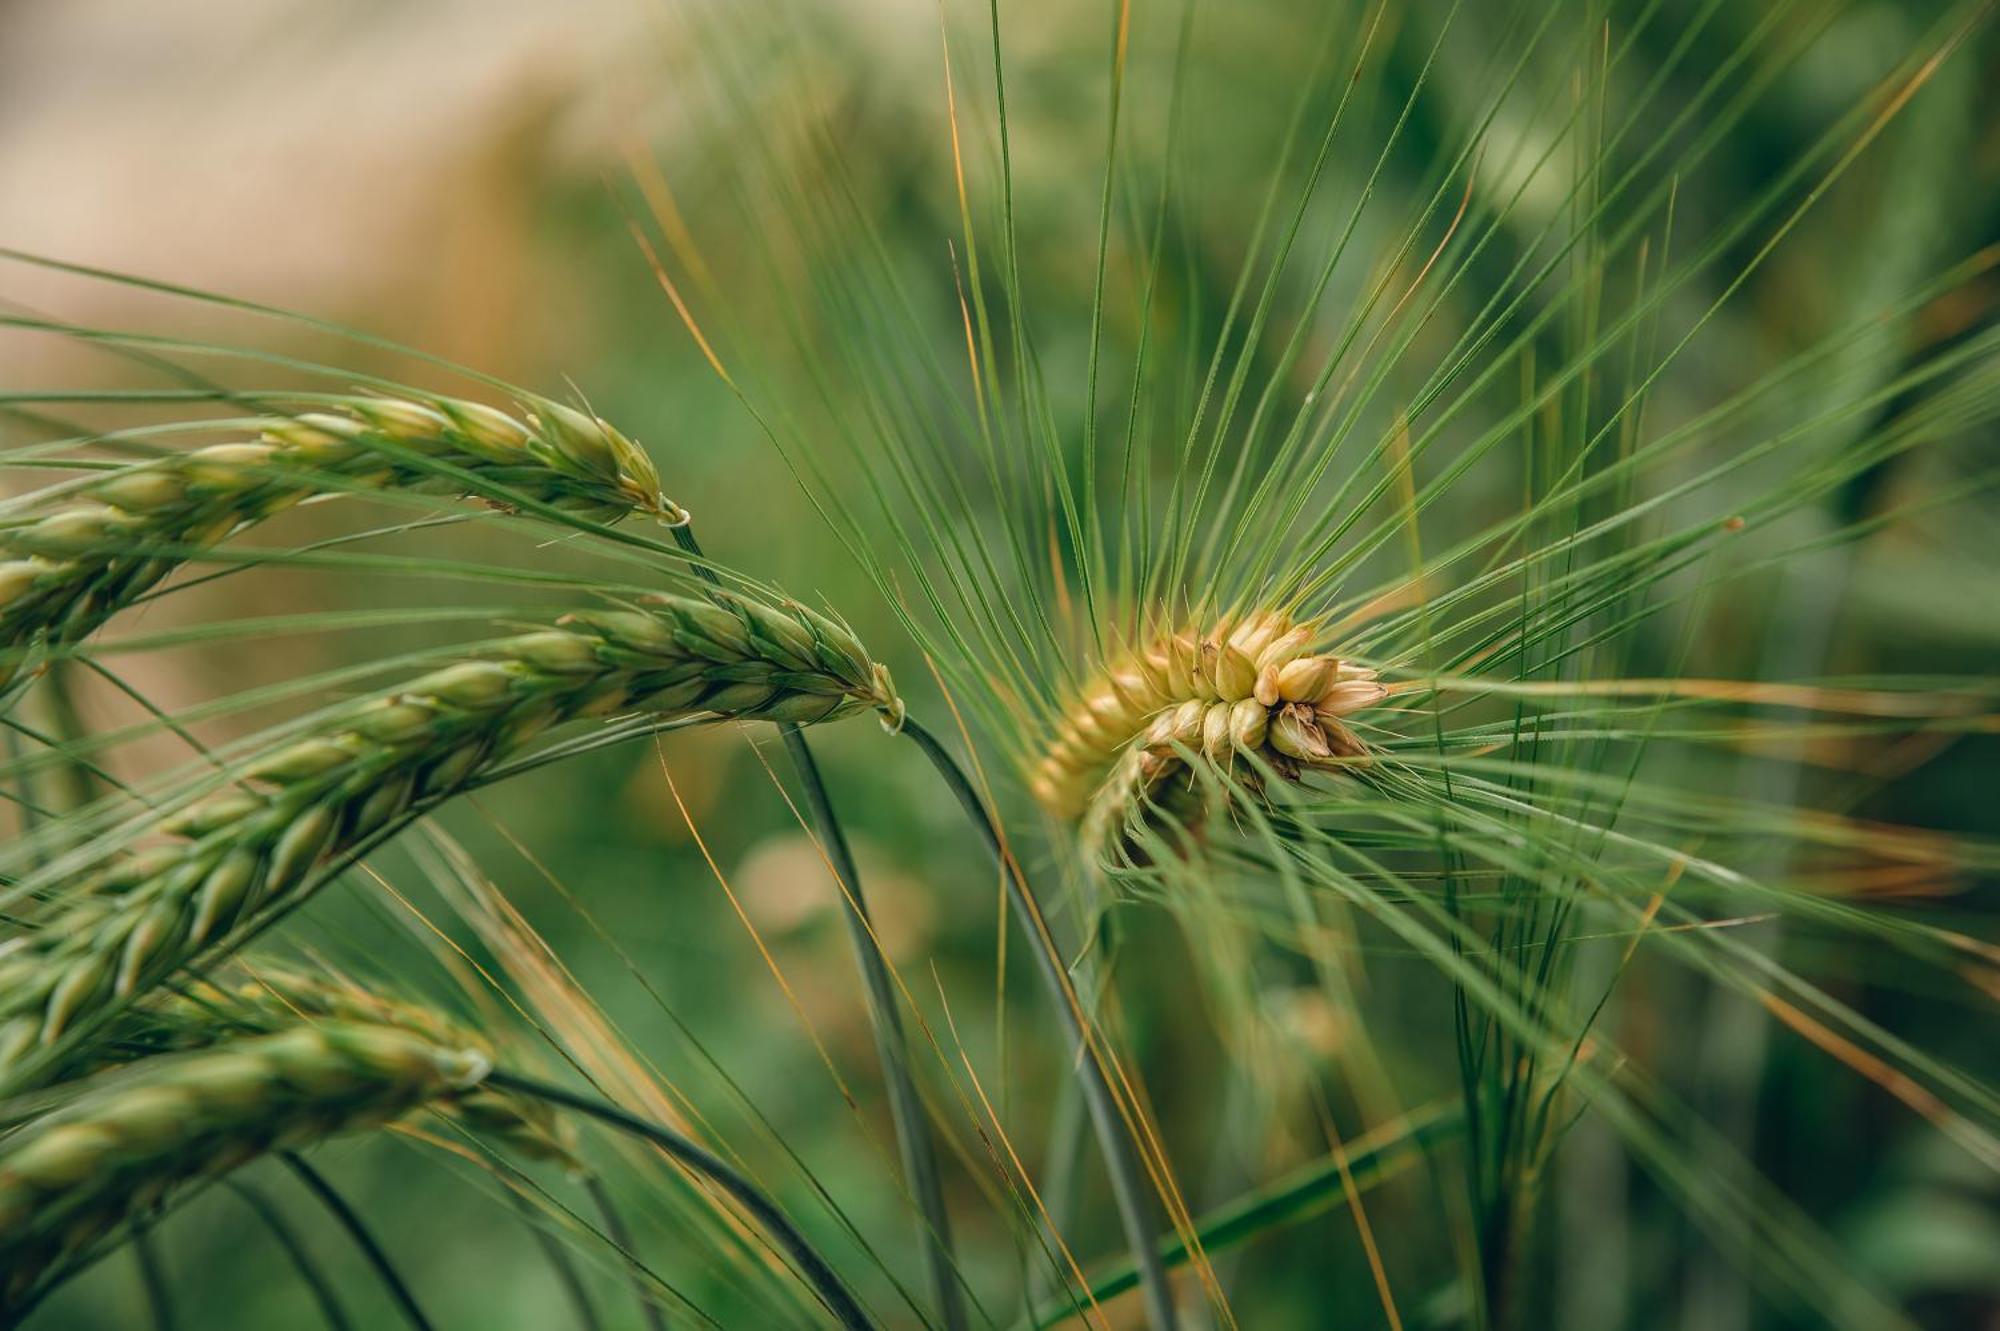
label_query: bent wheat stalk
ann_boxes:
[1030,612,1384,863]
[903,717,1182,1331]
[0,393,679,689]
[488,1070,879,1331]
[669,521,967,1330]
[0,1022,488,1316]
[0,587,902,1092]
[282,1152,439,1331]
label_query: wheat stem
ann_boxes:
[783,722,969,1331]
[901,717,1179,1331]
[132,1221,176,1331]
[487,1069,877,1331]
[584,1174,666,1331]
[282,1153,438,1331]
[38,658,101,810]
[1022,1102,1466,1329]
[226,1181,355,1331]
[502,1182,603,1331]
[670,522,967,1330]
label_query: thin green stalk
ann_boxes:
[3,714,50,879]
[132,1221,175,1331]
[38,658,99,812]
[782,723,969,1331]
[506,1183,603,1331]
[227,1182,355,1331]
[584,1175,663,1331]
[671,521,966,1330]
[1024,1069,1084,1312]
[485,1069,876,1331]
[900,718,1178,1330]
[281,1154,438,1331]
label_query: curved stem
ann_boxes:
[584,1175,663,1331]
[782,723,970,1331]
[672,521,966,1329]
[228,1181,355,1331]
[506,1181,604,1331]
[899,718,1178,1329]
[281,1153,437,1331]
[486,1069,878,1331]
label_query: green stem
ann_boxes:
[38,658,100,812]
[228,1181,355,1331]
[487,1069,878,1331]
[671,522,966,1330]
[781,723,970,1331]
[132,1221,175,1331]
[509,1182,604,1331]
[281,1154,438,1331]
[899,718,1179,1330]
[1025,1075,1085,1311]
[584,1175,663,1331]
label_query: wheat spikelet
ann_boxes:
[0,1021,488,1313]
[94,967,574,1165]
[0,587,902,1090]
[0,393,680,687]
[1030,612,1385,862]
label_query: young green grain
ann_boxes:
[0,1022,487,1315]
[0,587,902,1091]
[96,967,574,1165]
[0,393,679,688]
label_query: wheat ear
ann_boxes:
[94,967,573,1165]
[0,1022,487,1314]
[1029,612,1385,860]
[0,587,903,1090]
[0,393,680,688]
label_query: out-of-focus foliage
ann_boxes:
[2,0,1994,1327]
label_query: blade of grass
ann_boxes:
[1026,1101,1462,1328]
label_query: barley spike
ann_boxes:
[0,587,901,1090]
[1030,612,1385,865]
[0,393,681,689]
[0,1022,487,1315]
[87,967,574,1166]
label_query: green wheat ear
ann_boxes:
[0,1021,489,1315]
[93,966,576,1167]
[0,391,683,690]
[0,585,902,1093]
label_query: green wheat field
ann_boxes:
[0,0,1995,1326]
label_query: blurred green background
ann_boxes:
[2,0,1995,1327]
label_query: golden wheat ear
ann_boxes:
[1032,611,1385,861]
